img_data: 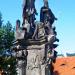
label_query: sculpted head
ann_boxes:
[43,0,48,7]
[16,20,21,30]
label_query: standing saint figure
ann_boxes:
[40,0,57,40]
[22,0,37,26]
[40,0,57,25]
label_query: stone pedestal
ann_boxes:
[26,44,46,75]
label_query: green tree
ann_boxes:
[0,13,17,75]
[66,53,75,56]
[0,26,5,51]
[0,21,14,51]
[0,12,4,51]
[0,56,17,75]
[0,12,3,27]
[4,21,14,49]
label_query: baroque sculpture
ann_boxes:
[12,0,59,75]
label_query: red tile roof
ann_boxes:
[53,57,75,75]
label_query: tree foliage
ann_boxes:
[0,12,3,27]
[66,53,75,56]
[0,21,14,51]
[0,56,17,75]
[0,12,17,75]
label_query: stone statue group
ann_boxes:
[13,0,59,75]
[15,0,58,41]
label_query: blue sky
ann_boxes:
[0,0,75,55]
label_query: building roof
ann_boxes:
[53,57,75,75]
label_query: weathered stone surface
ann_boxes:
[27,44,45,50]
[26,44,46,75]
[13,0,59,75]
